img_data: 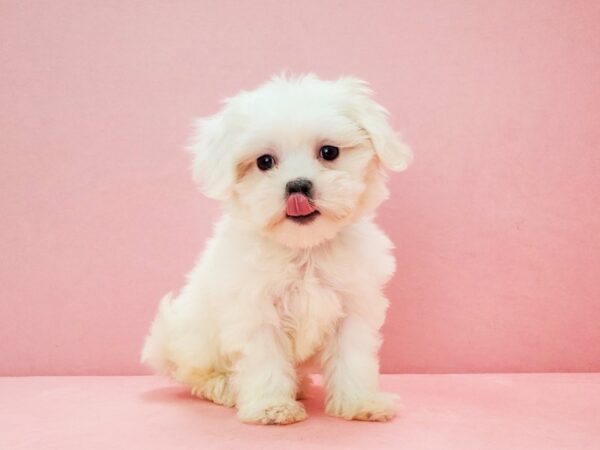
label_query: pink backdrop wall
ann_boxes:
[1,1,599,375]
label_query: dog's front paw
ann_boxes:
[238,399,307,425]
[326,391,397,422]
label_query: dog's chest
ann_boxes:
[272,261,343,362]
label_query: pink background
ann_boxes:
[1,1,599,376]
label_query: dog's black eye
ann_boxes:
[256,154,275,171]
[319,145,339,161]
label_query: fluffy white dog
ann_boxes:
[141,74,412,424]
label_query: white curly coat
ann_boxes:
[142,74,412,424]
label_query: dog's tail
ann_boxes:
[141,292,176,375]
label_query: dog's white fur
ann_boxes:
[141,74,412,424]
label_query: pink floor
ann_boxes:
[1,374,599,449]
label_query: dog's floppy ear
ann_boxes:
[187,111,236,200]
[339,77,412,171]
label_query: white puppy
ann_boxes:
[141,74,412,424]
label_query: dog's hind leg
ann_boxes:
[296,371,313,400]
[190,371,236,407]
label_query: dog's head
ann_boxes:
[189,74,412,248]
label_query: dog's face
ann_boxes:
[190,75,411,248]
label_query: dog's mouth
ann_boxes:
[287,209,320,224]
[286,193,320,225]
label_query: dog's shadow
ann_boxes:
[141,385,197,404]
[139,382,396,450]
[140,380,392,445]
[140,382,328,416]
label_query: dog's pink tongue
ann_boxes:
[286,193,316,217]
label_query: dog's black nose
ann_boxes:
[286,178,313,196]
